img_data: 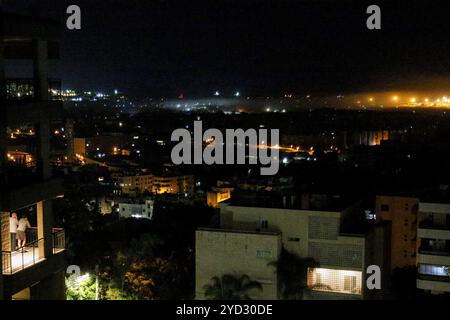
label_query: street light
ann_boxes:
[76,273,90,284]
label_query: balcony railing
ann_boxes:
[5,78,61,101]
[52,228,65,254]
[419,221,450,231]
[27,227,66,251]
[1,228,65,275]
[2,238,44,275]
[418,274,450,283]
[419,249,450,257]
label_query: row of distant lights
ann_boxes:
[266,107,286,113]
[62,89,120,101]
[213,91,240,97]
[360,96,450,104]
[390,96,450,103]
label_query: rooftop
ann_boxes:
[225,190,356,212]
[198,227,281,237]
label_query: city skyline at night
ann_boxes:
[2,0,450,308]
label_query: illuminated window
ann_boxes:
[419,264,450,277]
[343,275,357,292]
[365,210,376,220]
[307,268,362,295]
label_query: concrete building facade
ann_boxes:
[119,174,194,197]
[206,187,233,208]
[375,195,419,270]
[417,201,450,294]
[118,200,154,219]
[196,202,387,300]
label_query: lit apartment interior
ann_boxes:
[307,268,362,295]
[1,7,67,300]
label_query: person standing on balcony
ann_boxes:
[9,212,19,251]
[17,215,31,249]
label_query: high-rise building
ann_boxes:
[375,195,420,270]
[0,9,66,299]
[417,200,450,294]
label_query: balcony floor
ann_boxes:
[6,247,43,274]
[3,247,64,274]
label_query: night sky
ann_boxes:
[4,0,450,97]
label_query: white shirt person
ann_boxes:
[17,216,31,248]
[9,213,19,251]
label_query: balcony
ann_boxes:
[2,228,65,275]
[418,252,450,266]
[418,222,450,241]
[417,274,450,293]
[419,238,450,256]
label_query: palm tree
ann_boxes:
[203,274,262,300]
[269,248,318,299]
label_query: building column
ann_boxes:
[0,212,10,252]
[34,40,51,179]
[37,118,51,180]
[0,4,5,102]
[37,200,53,259]
[65,118,75,163]
[33,40,48,101]
[0,2,7,186]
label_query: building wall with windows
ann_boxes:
[195,229,281,300]
[118,174,194,197]
[118,200,154,219]
[375,195,419,270]
[417,202,450,294]
[206,187,233,208]
[195,204,369,300]
[119,174,154,194]
[151,175,194,197]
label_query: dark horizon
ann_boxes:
[4,0,450,98]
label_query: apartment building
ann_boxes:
[0,10,66,299]
[206,187,233,208]
[196,197,388,300]
[197,228,282,299]
[417,200,450,294]
[119,174,154,194]
[118,199,154,220]
[375,195,419,270]
[118,174,194,197]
